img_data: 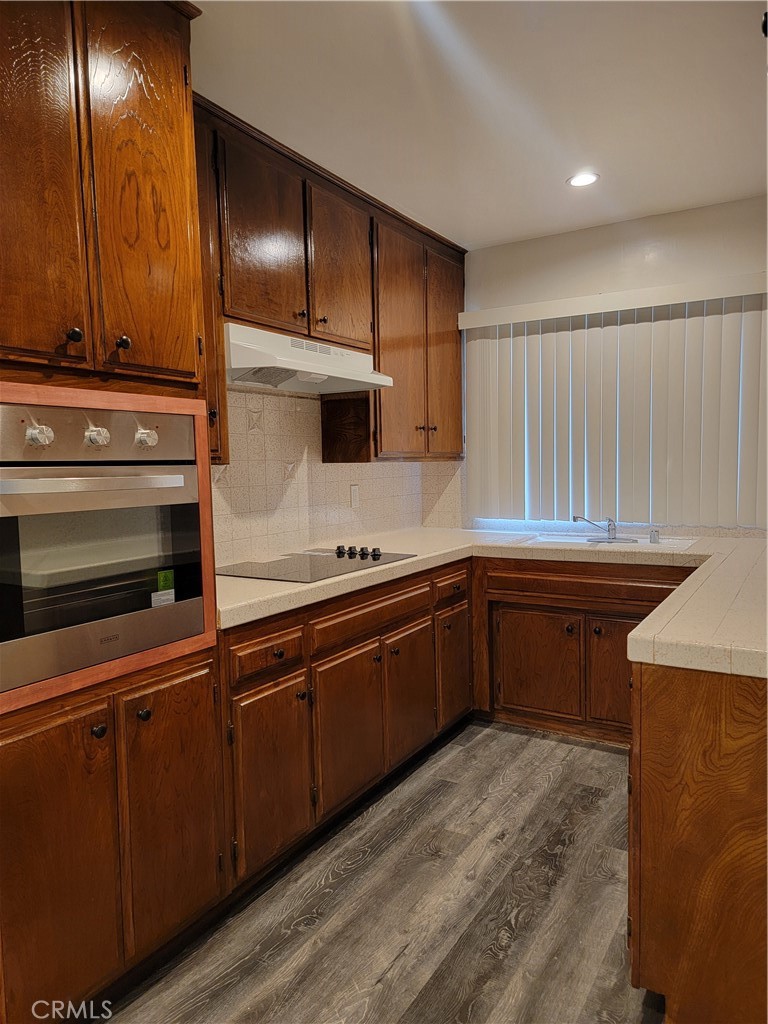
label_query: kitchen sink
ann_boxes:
[526,534,695,550]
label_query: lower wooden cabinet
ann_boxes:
[436,601,471,728]
[0,701,123,1023]
[586,616,637,727]
[231,670,314,880]
[313,639,385,818]
[383,617,436,769]
[116,659,225,960]
[494,607,584,720]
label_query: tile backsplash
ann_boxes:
[211,390,465,566]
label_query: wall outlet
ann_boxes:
[350,484,360,509]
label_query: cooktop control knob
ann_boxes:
[25,424,55,447]
[347,546,358,559]
[359,546,370,559]
[371,547,382,560]
[135,428,159,449]
[85,426,111,447]
[335,545,346,558]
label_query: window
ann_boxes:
[466,294,766,528]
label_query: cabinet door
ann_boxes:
[231,671,314,880]
[376,223,427,456]
[220,131,308,333]
[0,702,123,1020]
[313,639,384,818]
[426,251,464,457]
[116,659,224,960]
[436,601,472,729]
[383,617,436,769]
[586,616,637,727]
[85,2,199,378]
[0,2,92,366]
[309,185,373,349]
[495,607,584,719]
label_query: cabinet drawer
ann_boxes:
[230,627,305,686]
[309,583,431,655]
[433,567,469,605]
[486,571,679,607]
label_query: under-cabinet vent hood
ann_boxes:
[225,323,393,394]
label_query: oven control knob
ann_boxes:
[85,426,111,447]
[135,428,159,449]
[335,545,346,558]
[371,547,382,560]
[347,546,358,559]
[25,424,54,447]
[359,546,370,559]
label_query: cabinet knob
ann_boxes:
[565,624,575,635]
[391,647,400,656]
[416,425,426,431]
[90,724,108,739]
[429,425,438,432]
[296,691,307,701]
[115,335,132,350]
[65,327,84,343]
[443,622,452,631]
[373,654,382,663]
[452,583,462,592]
[273,648,285,660]
[593,626,603,636]
[317,315,329,324]
[297,309,307,319]
[136,708,152,722]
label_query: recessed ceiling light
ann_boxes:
[567,171,600,188]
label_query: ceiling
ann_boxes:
[191,1,766,251]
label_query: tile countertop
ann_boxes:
[215,528,768,679]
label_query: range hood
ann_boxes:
[225,323,393,394]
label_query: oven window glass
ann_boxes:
[0,503,202,642]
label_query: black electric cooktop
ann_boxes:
[216,547,416,583]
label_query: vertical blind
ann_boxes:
[466,294,767,528]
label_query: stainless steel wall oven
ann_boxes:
[0,399,206,692]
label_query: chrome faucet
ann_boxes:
[573,515,617,539]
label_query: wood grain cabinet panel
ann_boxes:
[84,1,199,379]
[220,132,308,333]
[436,601,472,729]
[495,607,583,720]
[116,659,224,960]
[0,2,92,366]
[0,702,123,1020]
[586,616,636,727]
[313,640,385,818]
[383,617,436,769]
[308,185,373,349]
[426,251,464,457]
[376,222,427,456]
[231,671,314,880]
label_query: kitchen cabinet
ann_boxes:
[308,185,373,348]
[383,617,436,769]
[586,615,637,727]
[425,250,464,456]
[630,663,766,1024]
[0,701,123,1022]
[231,670,314,880]
[0,2,92,367]
[312,639,385,818]
[436,601,472,728]
[0,1,202,383]
[116,656,224,960]
[494,607,584,720]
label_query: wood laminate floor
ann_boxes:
[112,723,663,1024]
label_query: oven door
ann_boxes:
[0,465,204,691]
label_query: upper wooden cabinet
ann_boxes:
[308,185,373,348]
[0,3,92,366]
[0,1,202,382]
[219,132,308,334]
[426,251,464,457]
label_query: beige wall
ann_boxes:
[465,196,766,314]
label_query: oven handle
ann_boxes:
[0,474,185,494]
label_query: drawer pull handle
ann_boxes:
[317,315,329,325]
[373,654,382,663]
[416,424,426,431]
[297,691,307,701]
[452,582,462,592]
[593,626,602,636]
[273,648,285,660]
[66,327,84,343]
[391,647,400,656]
[90,724,108,739]
[297,309,307,319]
[565,624,575,635]
[429,425,438,432]
[443,622,452,631]
[136,708,152,722]
[115,335,132,350]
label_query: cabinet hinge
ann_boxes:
[218,273,224,297]
[627,915,632,938]
[370,321,374,333]
[183,64,189,89]
[227,721,234,746]
[629,675,633,690]
[307,685,315,709]
[218,852,224,873]
[310,785,318,807]
[198,334,203,357]
[231,838,239,865]
[627,774,633,796]
[212,682,219,706]
[369,223,373,246]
